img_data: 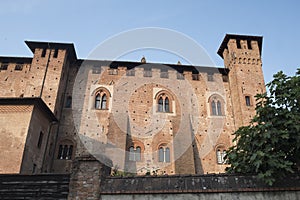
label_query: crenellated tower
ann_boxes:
[218,34,266,128]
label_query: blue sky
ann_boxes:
[0,0,299,83]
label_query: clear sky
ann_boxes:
[0,0,299,83]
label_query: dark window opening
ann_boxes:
[57,144,74,160]
[37,131,44,148]
[0,62,8,70]
[41,48,47,57]
[65,96,72,108]
[32,163,37,174]
[236,39,241,49]
[15,63,23,71]
[245,96,251,106]
[53,49,59,58]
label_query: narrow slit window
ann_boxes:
[245,96,251,106]
[37,131,44,148]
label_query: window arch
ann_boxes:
[209,94,224,116]
[94,88,110,110]
[155,91,174,113]
[158,145,170,163]
[57,140,74,160]
[128,146,142,162]
[128,141,144,162]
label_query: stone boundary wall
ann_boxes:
[100,173,300,194]
[0,174,70,199]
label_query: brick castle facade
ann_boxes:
[0,34,265,176]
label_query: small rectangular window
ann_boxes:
[15,63,23,71]
[53,49,59,58]
[126,69,135,76]
[37,131,44,148]
[0,62,8,70]
[245,96,251,106]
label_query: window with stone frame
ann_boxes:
[158,145,170,163]
[209,95,224,116]
[57,140,74,160]
[95,90,108,110]
[129,146,141,162]
[157,93,171,113]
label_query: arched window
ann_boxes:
[57,144,74,160]
[156,92,172,113]
[165,97,170,112]
[129,146,135,161]
[158,146,170,163]
[94,89,109,110]
[212,101,217,115]
[101,94,107,109]
[217,100,222,115]
[165,147,170,163]
[95,94,101,108]
[159,147,164,162]
[135,146,141,161]
[128,146,142,162]
[209,95,224,116]
[216,147,227,164]
[158,97,163,112]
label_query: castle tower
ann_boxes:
[218,34,266,128]
[24,41,77,118]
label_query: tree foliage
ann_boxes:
[226,69,300,185]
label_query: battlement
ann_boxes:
[217,34,263,58]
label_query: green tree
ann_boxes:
[226,69,300,185]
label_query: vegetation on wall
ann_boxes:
[226,69,300,185]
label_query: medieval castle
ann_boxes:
[0,34,265,176]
